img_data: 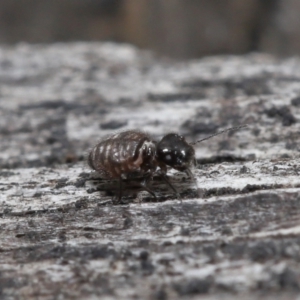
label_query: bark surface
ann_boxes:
[1,43,300,299]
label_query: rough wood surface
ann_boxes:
[1,43,300,299]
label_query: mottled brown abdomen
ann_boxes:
[88,131,156,179]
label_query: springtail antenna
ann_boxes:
[190,124,248,146]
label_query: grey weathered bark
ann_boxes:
[1,43,300,299]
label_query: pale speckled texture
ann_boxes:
[1,43,300,299]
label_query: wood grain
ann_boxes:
[1,43,300,299]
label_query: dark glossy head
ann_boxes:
[156,133,195,171]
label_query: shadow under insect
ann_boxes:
[86,173,190,204]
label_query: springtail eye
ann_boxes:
[165,154,172,161]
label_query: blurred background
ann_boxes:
[0,0,300,58]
